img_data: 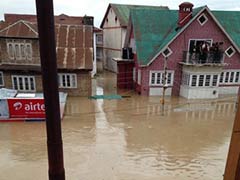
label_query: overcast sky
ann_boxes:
[1,0,240,27]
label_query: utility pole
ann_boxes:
[161,56,168,116]
[224,95,240,180]
[35,1,65,179]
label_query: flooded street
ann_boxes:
[0,71,237,180]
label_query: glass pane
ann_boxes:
[157,73,161,84]
[30,77,34,90]
[19,77,23,90]
[235,72,239,83]
[230,72,234,83]
[13,77,18,89]
[225,72,229,83]
[62,75,66,87]
[167,73,171,84]
[205,75,211,86]
[220,72,224,83]
[212,75,218,86]
[25,77,29,90]
[191,75,197,87]
[67,75,71,87]
[199,75,204,86]
[151,73,155,84]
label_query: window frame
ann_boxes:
[58,73,77,89]
[7,41,32,60]
[162,47,173,57]
[149,70,174,86]
[0,71,4,87]
[11,75,36,92]
[197,13,208,26]
[219,70,240,84]
[186,74,220,87]
[225,46,236,58]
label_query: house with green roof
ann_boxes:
[123,2,240,99]
[100,3,168,72]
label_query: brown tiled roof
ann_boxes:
[0,20,38,38]
[55,24,93,70]
[0,19,93,70]
[4,13,84,25]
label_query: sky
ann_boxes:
[0,0,240,27]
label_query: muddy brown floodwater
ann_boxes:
[0,71,237,180]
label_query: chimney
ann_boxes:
[82,15,94,26]
[178,2,194,28]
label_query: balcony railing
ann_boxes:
[182,51,224,65]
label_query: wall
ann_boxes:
[0,38,40,65]
[2,70,91,96]
[102,7,127,72]
[143,9,240,96]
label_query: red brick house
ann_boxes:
[0,14,94,96]
[124,2,240,99]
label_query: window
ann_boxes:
[189,39,212,53]
[205,75,211,86]
[150,71,174,86]
[96,34,103,44]
[162,47,172,57]
[212,75,218,86]
[225,46,235,57]
[0,71,4,86]
[198,13,208,26]
[7,42,32,60]
[12,75,36,91]
[220,72,224,83]
[199,75,204,86]
[235,72,240,83]
[58,73,77,88]
[191,75,197,86]
[220,70,240,84]
[189,74,219,87]
[225,72,229,83]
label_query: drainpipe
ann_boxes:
[35,1,65,180]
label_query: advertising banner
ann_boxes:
[7,99,45,119]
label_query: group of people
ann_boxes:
[190,41,223,63]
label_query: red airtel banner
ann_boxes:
[7,99,45,119]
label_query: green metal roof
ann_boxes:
[130,6,240,66]
[212,10,240,48]
[110,3,169,26]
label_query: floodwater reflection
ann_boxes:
[0,71,236,180]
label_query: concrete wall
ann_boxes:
[102,6,127,72]
[180,85,219,99]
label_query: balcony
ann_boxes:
[181,51,225,66]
